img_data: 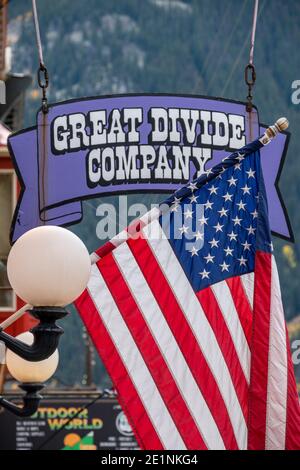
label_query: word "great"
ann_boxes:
[51,107,246,154]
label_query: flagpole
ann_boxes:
[0,304,32,330]
[259,117,289,145]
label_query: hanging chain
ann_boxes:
[245,63,256,113]
[32,0,49,227]
[32,0,49,114]
[245,0,259,112]
[37,63,49,114]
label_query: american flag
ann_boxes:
[76,139,300,450]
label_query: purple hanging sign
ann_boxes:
[8,94,293,243]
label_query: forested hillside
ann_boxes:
[7,0,300,386]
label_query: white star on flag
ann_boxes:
[224,246,234,257]
[232,216,242,226]
[246,225,256,235]
[209,238,219,248]
[204,253,215,263]
[184,208,193,219]
[189,194,198,203]
[223,192,233,202]
[199,215,209,225]
[195,231,204,241]
[199,269,210,279]
[238,256,247,266]
[220,261,230,272]
[218,207,228,217]
[237,200,246,211]
[228,231,238,241]
[171,203,179,212]
[188,182,198,191]
[204,200,214,210]
[227,176,237,186]
[173,196,181,204]
[214,222,224,232]
[178,225,189,235]
[208,185,218,195]
[190,246,199,257]
[246,168,256,178]
[241,184,251,195]
[242,241,251,251]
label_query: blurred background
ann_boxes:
[0,0,300,448]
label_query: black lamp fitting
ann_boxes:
[0,306,68,362]
[0,383,44,417]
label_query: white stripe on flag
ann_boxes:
[87,264,186,450]
[143,220,248,450]
[113,243,225,450]
[110,229,129,246]
[139,207,161,225]
[240,272,254,310]
[211,281,251,383]
[265,256,288,450]
[90,252,100,263]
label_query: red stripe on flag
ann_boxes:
[226,276,252,347]
[247,250,272,450]
[95,241,115,259]
[97,251,207,450]
[94,215,148,259]
[75,288,163,450]
[197,286,248,421]
[128,237,238,450]
[284,326,300,450]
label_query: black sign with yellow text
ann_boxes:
[0,396,138,450]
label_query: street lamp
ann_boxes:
[0,226,91,416]
[1,332,58,417]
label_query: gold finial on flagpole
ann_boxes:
[259,117,289,145]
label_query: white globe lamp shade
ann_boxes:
[6,332,59,383]
[7,226,91,306]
